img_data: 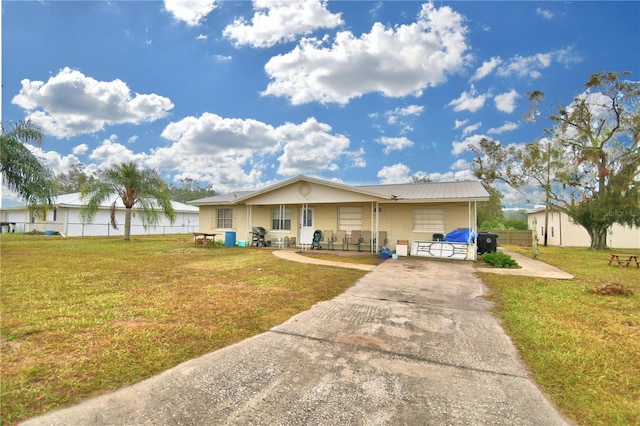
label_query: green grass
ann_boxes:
[479,245,640,426]
[0,234,367,425]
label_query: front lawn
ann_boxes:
[0,234,367,425]
[479,245,640,426]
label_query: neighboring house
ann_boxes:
[0,193,199,237]
[527,208,640,249]
[189,175,490,260]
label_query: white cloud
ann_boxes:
[159,112,277,158]
[536,7,554,20]
[213,54,232,62]
[88,136,149,169]
[153,113,356,192]
[423,169,476,182]
[384,104,424,124]
[450,158,470,171]
[488,121,519,134]
[163,0,218,26]
[196,34,208,40]
[451,133,489,156]
[494,89,519,113]
[454,119,469,129]
[262,2,469,104]
[496,48,581,79]
[223,0,343,48]
[11,67,173,138]
[26,145,83,176]
[471,56,502,81]
[462,122,481,136]
[72,144,89,156]
[377,163,411,184]
[447,86,487,113]
[377,136,414,154]
[274,117,352,175]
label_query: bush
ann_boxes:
[481,251,519,268]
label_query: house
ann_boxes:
[189,175,490,260]
[527,207,640,249]
[0,193,199,237]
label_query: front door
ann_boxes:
[300,207,314,245]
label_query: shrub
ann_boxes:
[481,251,519,268]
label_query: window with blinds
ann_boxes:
[413,208,445,232]
[216,208,233,229]
[338,206,363,231]
[271,207,291,230]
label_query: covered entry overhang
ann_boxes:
[237,179,389,252]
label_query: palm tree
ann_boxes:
[80,162,176,241]
[0,120,57,210]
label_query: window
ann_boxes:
[217,208,233,229]
[53,209,57,222]
[338,206,363,231]
[271,207,291,230]
[413,208,445,232]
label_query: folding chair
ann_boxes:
[374,231,387,249]
[359,230,372,252]
[347,230,361,251]
[335,230,347,250]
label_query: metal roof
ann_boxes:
[356,181,490,201]
[189,176,489,205]
[48,193,198,212]
[188,191,256,205]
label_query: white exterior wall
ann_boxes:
[1,206,198,237]
[528,210,640,249]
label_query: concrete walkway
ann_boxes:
[479,249,574,280]
[22,257,571,426]
[273,249,377,271]
[274,247,574,280]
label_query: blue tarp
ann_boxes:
[444,228,476,244]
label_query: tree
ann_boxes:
[167,177,216,203]
[55,164,96,194]
[551,71,640,249]
[410,175,432,183]
[477,185,505,228]
[80,162,176,241]
[472,71,640,249]
[0,120,57,211]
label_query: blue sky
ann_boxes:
[2,1,639,207]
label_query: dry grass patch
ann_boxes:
[1,235,366,425]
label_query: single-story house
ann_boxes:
[0,193,199,237]
[527,207,640,249]
[189,175,490,260]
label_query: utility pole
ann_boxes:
[543,138,550,247]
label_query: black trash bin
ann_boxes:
[477,232,498,254]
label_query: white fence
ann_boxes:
[2,221,197,237]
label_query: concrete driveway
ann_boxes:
[22,257,571,426]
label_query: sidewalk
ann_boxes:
[274,248,574,280]
[272,249,377,271]
[478,249,574,280]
